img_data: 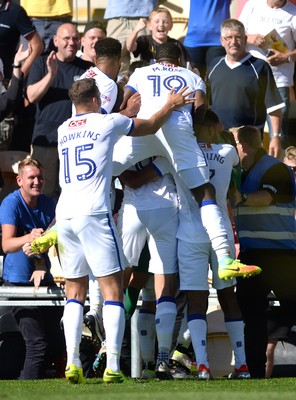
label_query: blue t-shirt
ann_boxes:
[104,0,157,19]
[184,0,231,47]
[0,189,55,284]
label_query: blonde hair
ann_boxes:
[18,157,44,176]
[149,7,172,22]
[284,146,296,162]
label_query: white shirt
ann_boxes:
[239,0,296,87]
[121,157,178,210]
[79,66,118,113]
[113,63,207,174]
[56,112,133,220]
[154,143,239,243]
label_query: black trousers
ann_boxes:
[12,305,65,379]
[236,249,296,378]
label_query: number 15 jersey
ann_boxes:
[56,112,133,220]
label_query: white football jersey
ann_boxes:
[56,112,133,220]
[121,157,178,210]
[153,143,239,244]
[126,63,205,120]
[113,63,207,175]
[80,66,118,114]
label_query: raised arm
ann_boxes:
[126,18,148,53]
[26,51,58,104]
[0,44,32,120]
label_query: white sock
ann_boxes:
[63,299,84,367]
[225,318,246,368]
[188,314,209,368]
[155,296,177,361]
[200,201,229,260]
[137,309,156,363]
[103,301,125,372]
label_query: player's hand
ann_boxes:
[124,92,141,117]
[27,228,44,243]
[167,86,195,109]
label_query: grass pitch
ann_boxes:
[1,377,296,400]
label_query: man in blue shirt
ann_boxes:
[0,157,65,379]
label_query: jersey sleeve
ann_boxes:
[152,156,172,176]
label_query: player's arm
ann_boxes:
[119,87,134,112]
[119,156,171,189]
[120,165,159,189]
[192,89,206,126]
[131,86,195,136]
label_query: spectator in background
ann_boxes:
[283,145,296,181]
[231,125,296,378]
[126,7,198,74]
[0,44,31,126]
[20,0,72,54]
[26,23,93,201]
[0,157,65,380]
[183,0,231,79]
[78,21,107,63]
[0,0,43,82]
[103,0,159,78]
[207,18,285,159]
[238,0,296,150]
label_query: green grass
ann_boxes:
[1,377,296,400]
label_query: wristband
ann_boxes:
[12,63,22,68]
[272,132,282,137]
[238,192,248,205]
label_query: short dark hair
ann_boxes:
[201,109,220,127]
[127,60,149,77]
[94,37,121,59]
[68,78,99,106]
[156,42,181,63]
[83,20,106,36]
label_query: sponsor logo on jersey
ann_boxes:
[85,68,97,78]
[68,119,87,128]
